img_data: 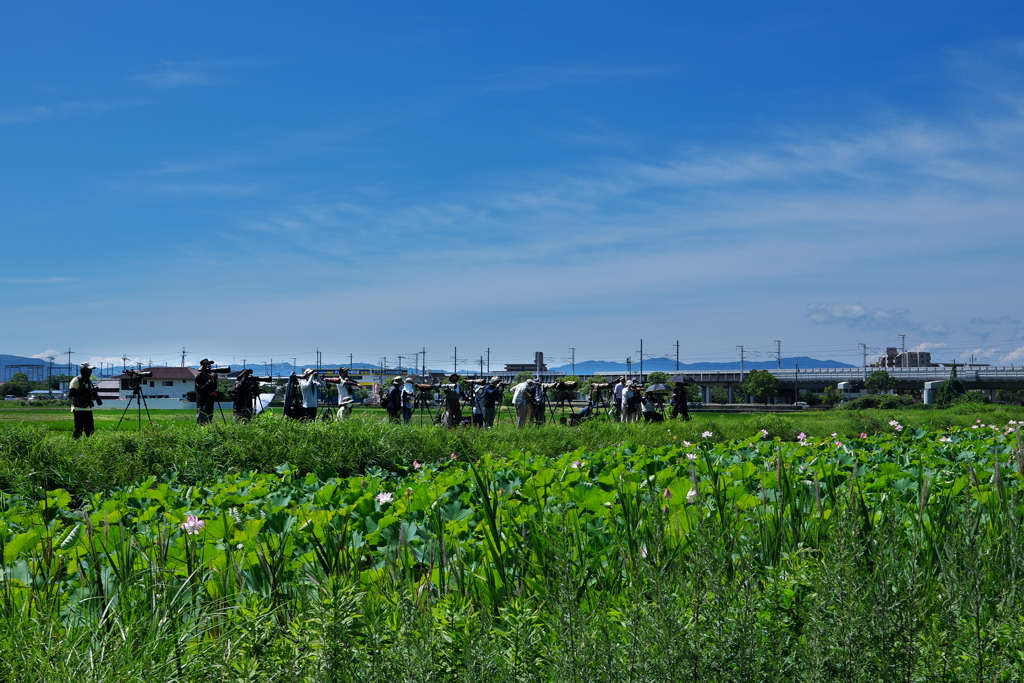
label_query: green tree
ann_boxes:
[1,372,31,398]
[646,371,670,385]
[995,388,1024,405]
[512,371,534,385]
[822,385,843,406]
[710,386,730,404]
[741,369,780,404]
[865,370,899,395]
[799,390,821,406]
[935,365,966,408]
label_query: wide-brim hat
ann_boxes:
[302,368,315,377]
[392,378,402,384]
[79,362,94,370]
[448,373,460,381]
[490,376,501,384]
[340,396,355,405]
[199,358,213,366]
[404,376,414,383]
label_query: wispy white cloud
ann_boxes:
[30,350,63,360]
[806,304,912,328]
[0,98,151,126]
[1000,346,1024,365]
[126,59,265,91]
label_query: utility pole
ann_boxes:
[487,348,490,375]
[478,355,484,377]
[626,356,632,375]
[737,345,745,378]
[774,340,782,369]
[675,340,680,371]
[181,347,187,367]
[569,347,575,376]
[422,348,427,376]
[122,354,129,375]
[292,357,297,373]
[899,334,906,354]
[795,363,800,402]
[242,358,246,370]
[66,348,74,378]
[317,348,321,371]
[47,356,54,383]
[859,343,868,381]
[639,339,643,381]
[349,353,354,368]
[398,355,404,373]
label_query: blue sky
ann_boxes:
[3,1,1024,372]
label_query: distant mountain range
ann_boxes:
[3,352,856,381]
[547,356,856,375]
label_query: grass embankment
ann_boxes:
[2,404,1023,498]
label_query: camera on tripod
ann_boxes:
[124,369,153,379]
[248,375,273,383]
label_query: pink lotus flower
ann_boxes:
[686,452,697,461]
[412,460,421,469]
[702,431,713,438]
[640,545,648,559]
[860,433,868,438]
[180,515,205,535]
[686,489,697,504]
[375,491,393,505]
[450,453,457,461]
[570,459,584,469]
[663,487,672,500]
[759,429,769,439]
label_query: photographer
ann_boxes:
[440,373,463,427]
[483,376,503,427]
[233,369,260,422]
[532,382,546,425]
[511,378,535,428]
[68,362,101,438]
[383,377,402,422]
[671,382,691,421]
[613,377,626,421]
[642,390,665,423]
[471,384,485,427]
[298,369,325,421]
[195,359,220,424]
[401,376,416,424]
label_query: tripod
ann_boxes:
[414,388,441,425]
[116,382,153,430]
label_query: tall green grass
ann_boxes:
[3,406,1023,498]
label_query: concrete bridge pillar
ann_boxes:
[923,380,944,405]
[728,385,734,403]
